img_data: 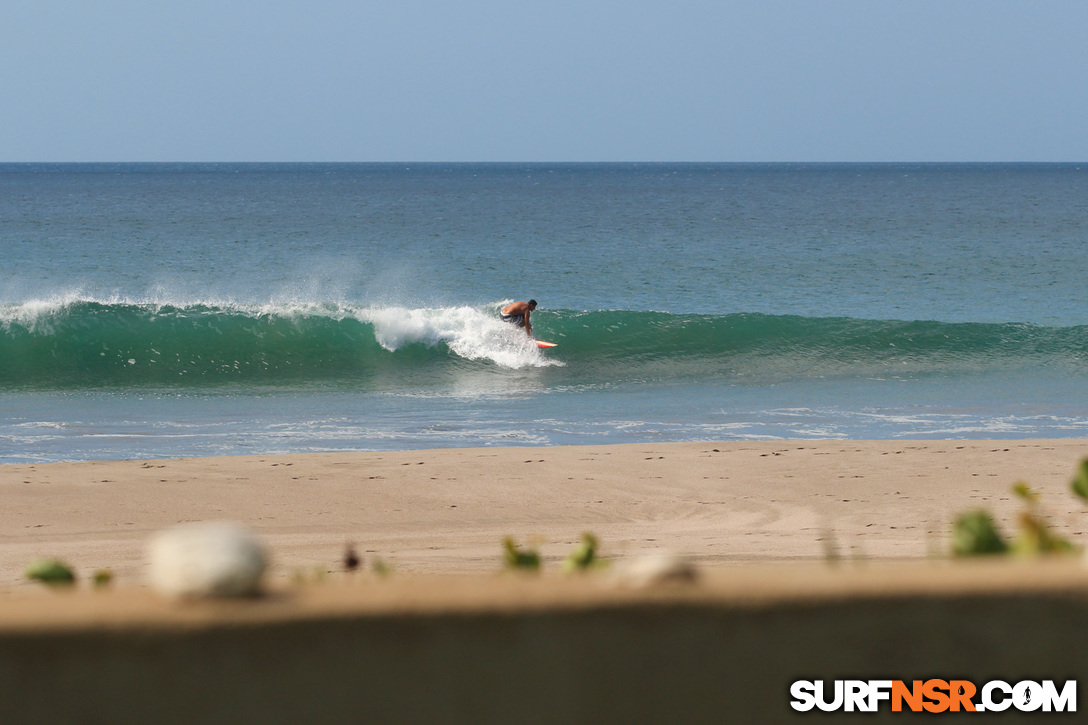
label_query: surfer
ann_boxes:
[501,300,536,336]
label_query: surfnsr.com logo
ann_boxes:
[790,679,1076,713]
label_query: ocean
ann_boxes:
[2,162,1086,463]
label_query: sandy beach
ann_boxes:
[5,439,1088,723]
[4,439,1088,586]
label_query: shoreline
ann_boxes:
[4,438,1088,587]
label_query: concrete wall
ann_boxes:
[2,579,1086,723]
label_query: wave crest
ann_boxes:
[4,299,1086,390]
[0,298,559,388]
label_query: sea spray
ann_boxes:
[364,304,553,369]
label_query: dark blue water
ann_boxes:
[2,163,1087,462]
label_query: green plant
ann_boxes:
[952,511,1009,556]
[1010,483,1076,555]
[25,558,76,586]
[952,474,1081,558]
[561,533,606,574]
[502,537,541,571]
[371,557,392,577]
[1072,459,1088,502]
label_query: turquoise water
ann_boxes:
[2,163,1087,462]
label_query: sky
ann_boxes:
[2,1,1086,162]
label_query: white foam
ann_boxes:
[360,304,562,370]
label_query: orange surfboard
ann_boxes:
[536,340,557,349]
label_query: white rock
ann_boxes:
[611,552,698,588]
[148,522,267,598]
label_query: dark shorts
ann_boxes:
[501,314,526,326]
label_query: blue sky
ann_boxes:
[3,1,1086,162]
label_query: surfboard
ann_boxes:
[536,340,557,349]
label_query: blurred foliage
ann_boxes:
[562,533,606,574]
[1072,459,1088,502]
[503,537,541,571]
[953,464,1087,557]
[24,558,76,586]
[371,557,392,577]
[952,511,1009,556]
